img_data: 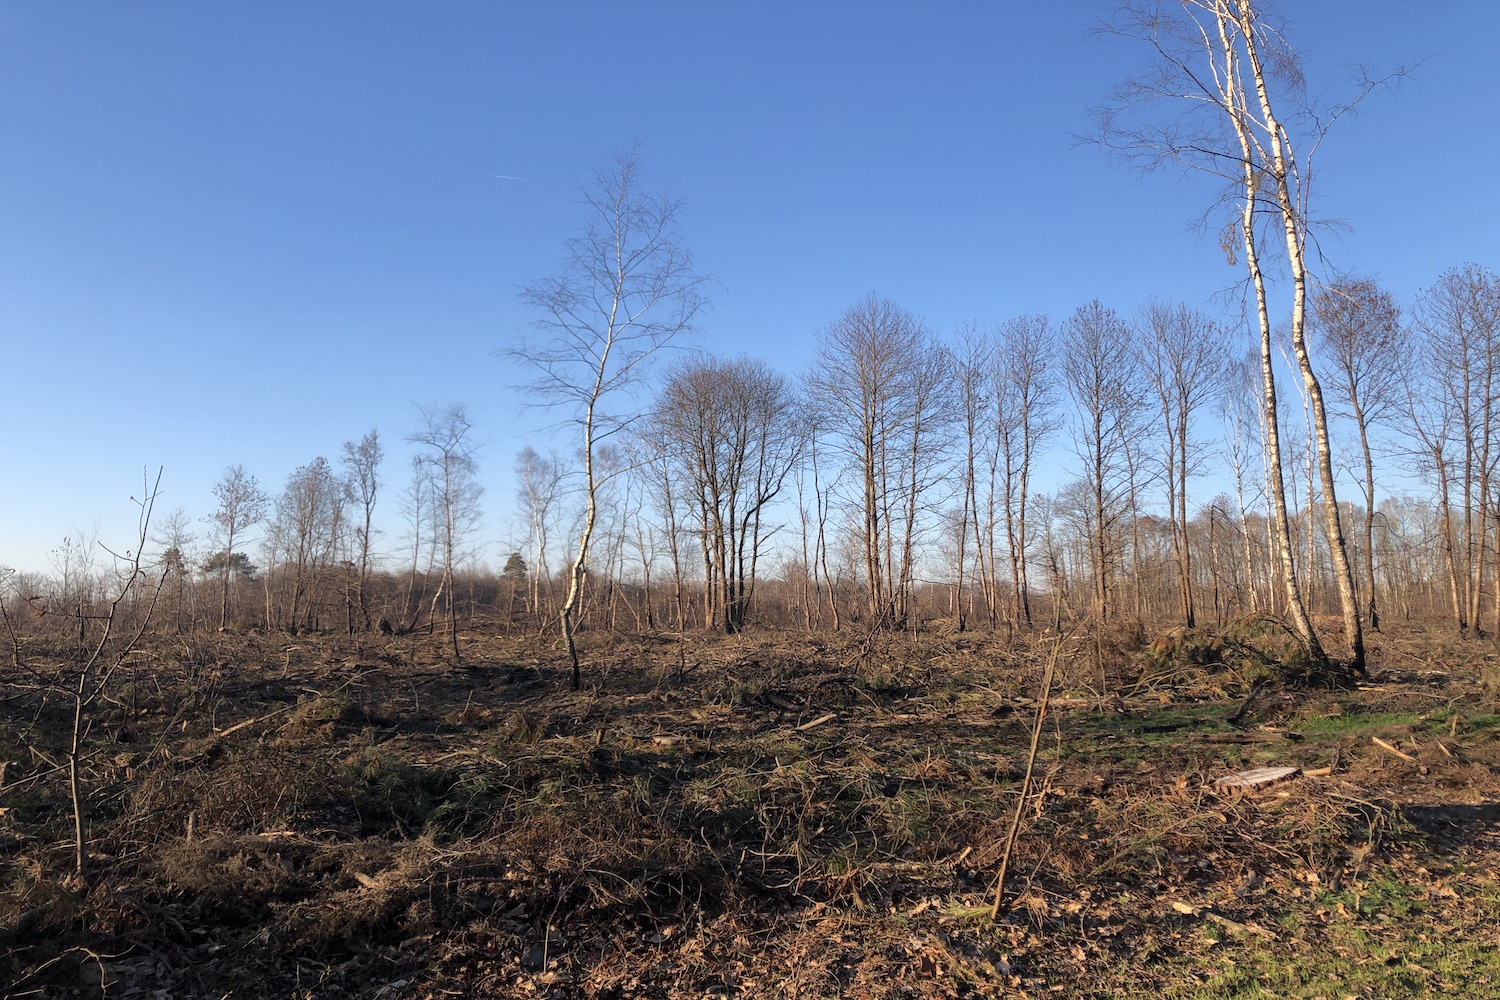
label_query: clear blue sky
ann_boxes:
[2,2,1495,575]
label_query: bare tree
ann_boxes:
[515,446,566,624]
[210,465,267,629]
[1138,300,1230,627]
[656,356,804,633]
[1311,278,1402,631]
[341,430,383,632]
[1060,300,1146,622]
[992,315,1058,630]
[268,456,346,631]
[395,460,433,631]
[409,404,483,660]
[152,506,197,633]
[953,327,992,629]
[514,149,706,689]
[64,470,167,878]
[808,295,953,628]
[1221,351,1266,615]
[1415,263,1500,636]
[1095,0,1388,672]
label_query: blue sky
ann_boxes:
[2,2,1496,575]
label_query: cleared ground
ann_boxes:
[3,619,1498,998]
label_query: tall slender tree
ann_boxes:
[341,430,383,632]
[1312,278,1402,631]
[1060,300,1145,622]
[1138,300,1230,628]
[1095,0,1388,672]
[514,149,706,689]
[211,465,267,630]
[992,315,1057,630]
[808,295,953,628]
[1415,264,1500,636]
[409,405,482,661]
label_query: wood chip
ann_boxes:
[1214,766,1301,790]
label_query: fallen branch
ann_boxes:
[1170,900,1276,939]
[1200,731,1302,744]
[794,712,836,733]
[213,704,294,738]
[1372,736,1416,761]
[1225,679,1269,726]
[992,623,1074,920]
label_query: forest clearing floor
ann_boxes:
[3,619,1499,998]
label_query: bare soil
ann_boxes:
[3,620,1498,998]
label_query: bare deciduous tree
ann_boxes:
[514,149,706,689]
[268,456,346,631]
[341,430,383,632]
[1138,300,1230,627]
[515,446,566,624]
[808,295,953,628]
[953,326,992,629]
[211,465,267,630]
[1060,300,1146,622]
[1415,263,1500,636]
[151,506,197,634]
[1312,278,1402,631]
[656,356,804,633]
[1095,0,1386,672]
[409,404,483,661]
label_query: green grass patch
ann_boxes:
[1290,709,1427,736]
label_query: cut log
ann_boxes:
[1200,731,1301,744]
[1214,765,1301,791]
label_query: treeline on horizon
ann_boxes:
[7,2,1498,668]
[3,261,1497,649]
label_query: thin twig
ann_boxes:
[990,626,1070,920]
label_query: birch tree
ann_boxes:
[515,446,566,623]
[409,405,482,661]
[515,150,706,689]
[1096,0,1387,673]
[341,430,383,632]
